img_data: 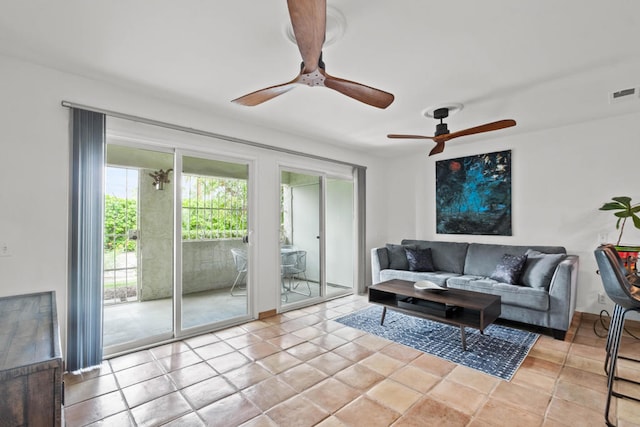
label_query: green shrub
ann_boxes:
[104,195,137,250]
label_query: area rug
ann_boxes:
[335,305,539,381]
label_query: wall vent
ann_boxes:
[609,87,639,104]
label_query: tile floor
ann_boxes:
[64,294,640,426]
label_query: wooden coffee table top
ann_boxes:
[368,279,501,336]
[370,279,500,311]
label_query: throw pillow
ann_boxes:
[520,249,566,289]
[490,254,528,285]
[404,247,435,272]
[385,244,415,270]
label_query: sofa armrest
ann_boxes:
[371,247,389,285]
[547,255,579,331]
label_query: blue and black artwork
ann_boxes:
[436,150,511,235]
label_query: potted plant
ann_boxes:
[599,196,640,272]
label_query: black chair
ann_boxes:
[594,244,640,426]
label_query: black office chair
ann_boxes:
[594,244,640,426]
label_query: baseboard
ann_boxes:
[258,309,277,319]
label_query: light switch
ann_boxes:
[0,242,10,257]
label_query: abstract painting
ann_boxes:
[436,150,511,235]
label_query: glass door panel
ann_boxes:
[280,170,320,305]
[103,145,175,354]
[181,156,249,330]
[326,177,355,297]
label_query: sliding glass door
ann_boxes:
[103,142,252,354]
[325,177,355,297]
[102,118,359,353]
[104,145,175,353]
[280,170,321,306]
[280,168,355,308]
[180,154,250,332]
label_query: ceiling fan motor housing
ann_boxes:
[433,107,451,136]
[433,107,450,120]
[435,122,449,136]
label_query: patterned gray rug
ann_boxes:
[335,305,538,381]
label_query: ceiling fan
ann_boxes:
[388,107,516,156]
[231,0,394,109]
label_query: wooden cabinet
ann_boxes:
[0,291,63,427]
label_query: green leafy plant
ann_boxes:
[104,195,137,251]
[599,196,640,246]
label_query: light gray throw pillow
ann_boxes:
[521,249,566,289]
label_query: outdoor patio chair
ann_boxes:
[230,248,248,296]
[281,249,311,301]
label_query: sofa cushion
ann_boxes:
[463,243,566,277]
[520,249,566,290]
[404,247,435,272]
[401,240,469,274]
[446,276,549,311]
[385,243,415,270]
[446,275,484,287]
[379,269,459,287]
[489,254,528,285]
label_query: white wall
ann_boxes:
[0,54,388,356]
[374,112,640,316]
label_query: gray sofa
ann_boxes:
[371,239,579,340]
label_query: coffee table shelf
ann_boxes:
[368,279,501,350]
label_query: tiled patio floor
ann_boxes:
[65,294,640,426]
[104,283,349,348]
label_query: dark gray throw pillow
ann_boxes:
[385,243,415,270]
[490,254,528,285]
[404,247,435,272]
[520,249,566,289]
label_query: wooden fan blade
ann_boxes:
[287,0,325,72]
[324,72,394,109]
[231,83,296,106]
[387,134,435,140]
[429,140,446,156]
[231,76,300,106]
[445,119,516,141]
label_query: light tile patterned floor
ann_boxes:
[64,295,640,426]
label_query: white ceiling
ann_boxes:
[2,0,640,154]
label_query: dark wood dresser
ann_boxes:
[0,291,63,426]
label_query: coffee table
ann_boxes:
[368,279,501,351]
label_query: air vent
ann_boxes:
[609,87,639,104]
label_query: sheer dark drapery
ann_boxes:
[67,108,105,371]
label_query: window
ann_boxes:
[104,166,139,304]
[181,175,247,240]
